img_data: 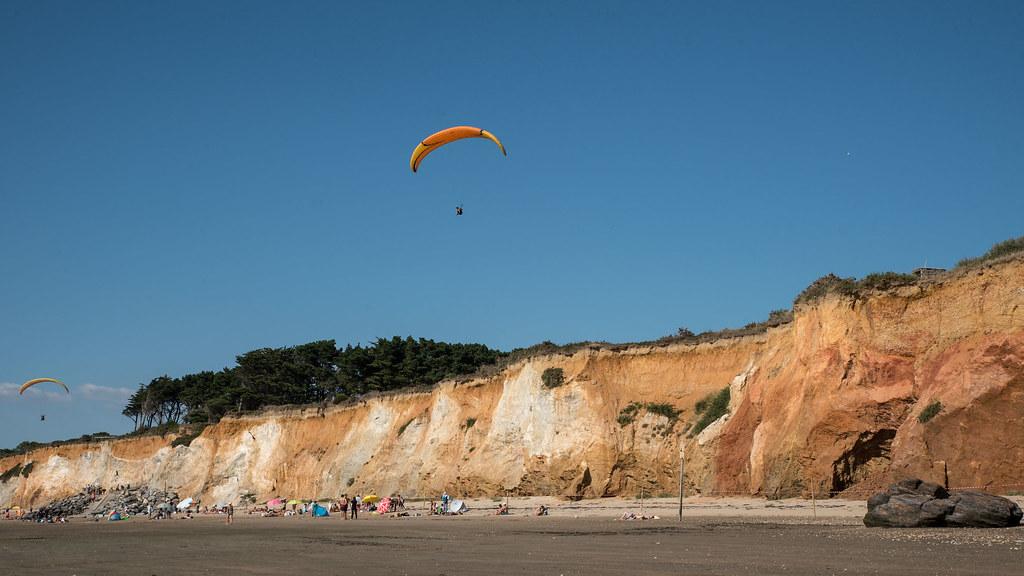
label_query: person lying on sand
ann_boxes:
[619,512,660,520]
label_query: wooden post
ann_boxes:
[678,443,685,522]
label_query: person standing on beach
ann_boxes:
[226,503,234,525]
[350,495,358,519]
[339,495,348,519]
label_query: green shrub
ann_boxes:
[858,272,918,291]
[794,274,859,305]
[795,271,922,305]
[465,417,477,429]
[541,368,565,389]
[20,462,33,477]
[694,396,709,414]
[170,426,206,448]
[617,402,681,433]
[645,402,681,420]
[918,400,942,423]
[617,402,643,426]
[794,272,860,305]
[397,418,415,437]
[0,464,23,483]
[347,477,355,486]
[956,235,1024,269]
[690,387,730,437]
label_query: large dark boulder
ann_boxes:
[864,479,1022,528]
[945,491,1024,528]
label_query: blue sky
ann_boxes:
[2,1,1022,446]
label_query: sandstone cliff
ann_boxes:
[3,258,1022,507]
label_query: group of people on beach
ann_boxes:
[4,489,559,523]
[250,493,408,519]
[429,491,454,515]
[337,493,406,518]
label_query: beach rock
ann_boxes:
[21,484,181,522]
[864,479,1022,528]
[945,491,1024,528]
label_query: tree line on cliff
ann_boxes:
[121,337,504,430]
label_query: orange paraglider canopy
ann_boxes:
[19,378,70,395]
[410,126,506,173]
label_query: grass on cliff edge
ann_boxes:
[955,235,1024,269]
[488,234,1024,359]
[794,234,1024,306]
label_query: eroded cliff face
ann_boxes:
[3,259,1022,507]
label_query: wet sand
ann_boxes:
[2,499,1022,575]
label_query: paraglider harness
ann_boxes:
[455,205,463,216]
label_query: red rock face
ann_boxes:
[889,334,1024,491]
[711,259,1024,498]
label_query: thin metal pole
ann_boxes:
[678,443,685,522]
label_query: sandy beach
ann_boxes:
[3,497,1022,575]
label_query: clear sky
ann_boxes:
[2,1,1022,447]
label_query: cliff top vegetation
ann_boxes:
[794,234,1024,306]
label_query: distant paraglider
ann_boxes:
[409,125,506,173]
[19,378,70,395]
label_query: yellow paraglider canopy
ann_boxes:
[410,126,506,173]
[19,378,69,395]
